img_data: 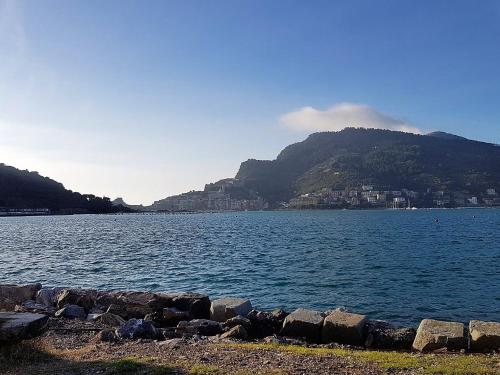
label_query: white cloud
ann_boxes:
[280,103,423,134]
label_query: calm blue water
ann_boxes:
[1,209,499,326]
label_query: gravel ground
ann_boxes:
[1,319,498,375]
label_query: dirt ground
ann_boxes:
[1,319,499,375]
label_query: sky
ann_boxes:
[1,0,499,204]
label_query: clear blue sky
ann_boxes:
[1,0,499,204]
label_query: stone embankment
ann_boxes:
[1,283,499,353]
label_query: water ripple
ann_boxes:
[0,209,499,325]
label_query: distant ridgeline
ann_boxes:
[235,128,500,209]
[0,163,129,214]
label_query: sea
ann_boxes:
[1,208,499,326]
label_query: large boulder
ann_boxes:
[175,319,222,337]
[97,291,172,319]
[93,328,118,343]
[116,319,163,340]
[246,309,287,338]
[224,315,252,330]
[96,312,126,327]
[220,324,248,340]
[280,308,324,343]
[57,288,97,313]
[469,320,500,352]
[55,304,87,320]
[36,287,65,307]
[210,298,252,322]
[364,320,416,350]
[167,292,211,319]
[162,307,191,326]
[0,283,42,311]
[0,312,49,342]
[412,319,466,352]
[321,310,367,346]
[14,300,55,315]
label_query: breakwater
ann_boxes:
[1,283,499,353]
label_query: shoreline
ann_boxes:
[2,205,498,218]
[2,283,499,374]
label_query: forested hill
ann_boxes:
[0,163,128,213]
[236,128,500,204]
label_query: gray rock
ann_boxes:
[116,319,163,340]
[224,315,251,330]
[412,319,466,352]
[161,327,177,340]
[93,328,118,343]
[220,324,248,340]
[97,312,126,327]
[469,320,500,352]
[246,310,285,339]
[57,288,97,313]
[55,304,87,320]
[210,297,252,322]
[280,308,324,343]
[321,310,367,346]
[15,300,55,315]
[263,335,289,344]
[0,283,42,311]
[98,291,171,319]
[36,287,65,307]
[160,337,185,348]
[0,312,49,342]
[175,319,222,337]
[364,320,416,350]
[167,292,211,319]
[163,307,191,325]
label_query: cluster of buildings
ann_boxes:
[0,208,51,216]
[149,179,267,212]
[286,185,500,209]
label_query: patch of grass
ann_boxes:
[352,350,421,370]
[103,356,143,374]
[189,363,220,374]
[101,356,177,375]
[223,343,500,375]
[425,355,498,375]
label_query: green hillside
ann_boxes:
[236,128,500,205]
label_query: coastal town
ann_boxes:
[147,178,268,212]
[286,185,500,210]
[148,178,500,212]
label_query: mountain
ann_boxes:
[426,131,468,141]
[235,128,500,205]
[0,163,130,214]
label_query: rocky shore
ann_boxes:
[1,283,500,374]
